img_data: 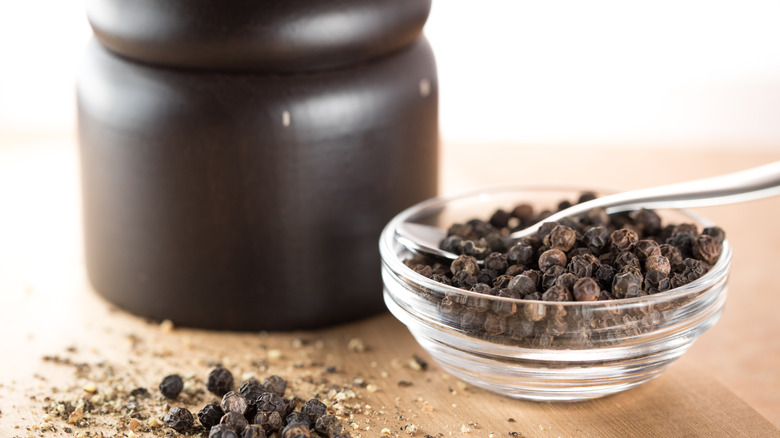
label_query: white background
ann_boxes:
[1,0,779,149]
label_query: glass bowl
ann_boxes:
[379,186,731,401]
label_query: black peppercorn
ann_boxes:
[459,238,490,258]
[578,192,597,204]
[659,244,684,270]
[241,425,267,438]
[594,264,615,290]
[261,375,287,397]
[159,374,183,400]
[505,264,525,276]
[644,270,671,294]
[629,208,662,235]
[526,291,543,301]
[447,223,473,239]
[239,379,265,402]
[613,251,640,271]
[451,254,479,276]
[554,272,578,292]
[693,234,722,265]
[511,203,534,222]
[471,283,492,294]
[489,208,512,228]
[667,224,698,257]
[573,277,600,302]
[679,258,708,282]
[255,391,288,417]
[411,264,433,278]
[612,268,643,299]
[633,239,661,263]
[567,254,599,278]
[536,222,558,242]
[484,312,507,336]
[645,255,671,276]
[484,252,509,273]
[492,274,513,288]
[541,265,566,291]
[209,424,240,438]
[198,403,225,429]
[254,411,283,433]
[538,249,567,272]
[543,225,577,252]
[301,399,327,426]
[484,232,508,253]
[314,414,343,436]
[221,411,249,434]
[491,288,519,316]
[164,407,194,432]
[282,421,311,438]
[207,367,235,396]
[507,274,536,297]
[583,226,610,253]
[584,207,610,226]
[459,307,485,330]
[440,235,463,254]
[702,226,726,243]
[438,296,460,317]
[430,273,452,285]
[542,284,572,302]
[467,219,495,237]
[610,228,639,252]
[475,268,498,284]
[452,270,477,289]
[221,391,248,415]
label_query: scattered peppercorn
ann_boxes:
[282,421,311,438]
[198,403,225,429]
[221,411,249,434]
[210,423,240,438]
[207,367,235,396]
[301,399,327,426]
[241,424,268,438]
[315,414,343,436]
[159,374,183,399]
[221,391,248,415]
[239,379,265,403]
[163,407,194,432]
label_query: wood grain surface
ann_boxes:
[0,134,779,437]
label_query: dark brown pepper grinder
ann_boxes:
[78,1,439,330]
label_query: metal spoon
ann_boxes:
[397,160,780,261]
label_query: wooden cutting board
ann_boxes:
[0,137,778,437]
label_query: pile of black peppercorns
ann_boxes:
[162,367,348,438]
[403,194,726,347]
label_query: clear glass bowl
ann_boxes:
[379,186,731,401]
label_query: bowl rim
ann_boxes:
[380,184,732,309]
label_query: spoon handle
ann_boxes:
[511,160,780,239]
